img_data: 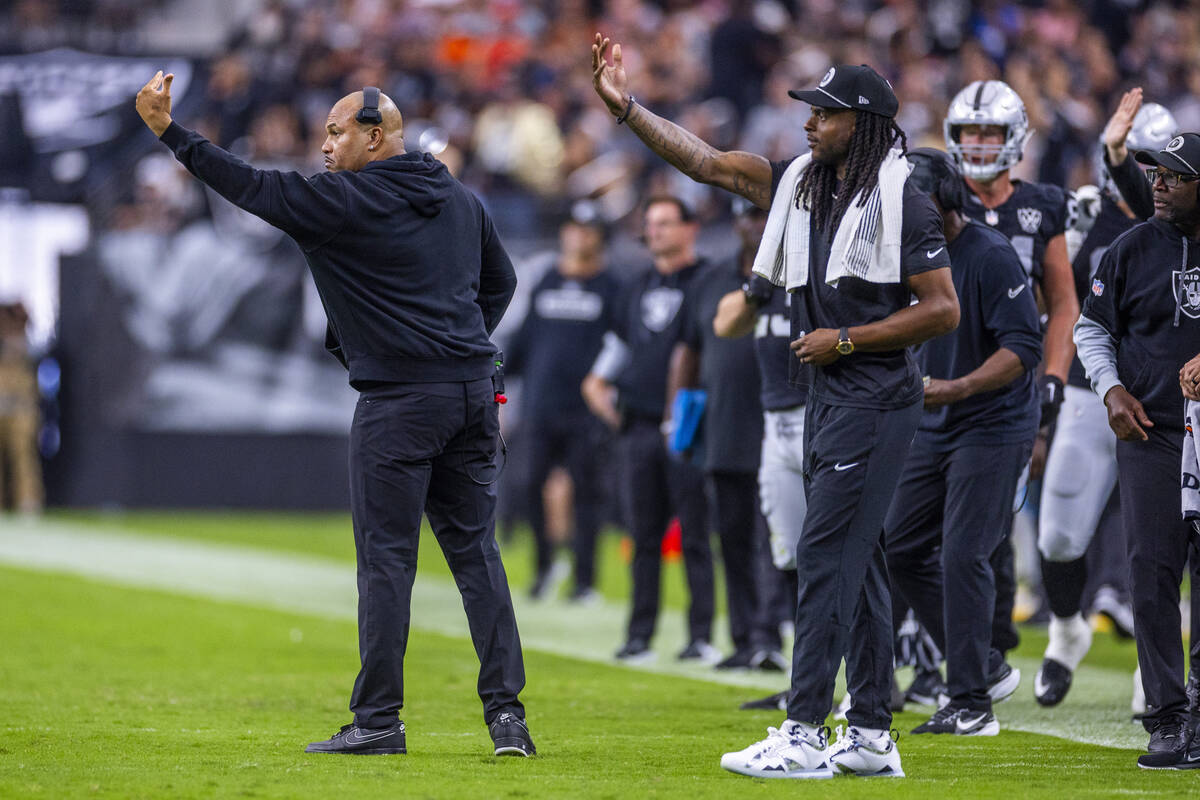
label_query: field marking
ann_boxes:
[0,517,1146,750]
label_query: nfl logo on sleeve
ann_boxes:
[1091,278,1104,297]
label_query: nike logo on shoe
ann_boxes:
[345,727,397,744]
[833,462,859,472]
[955,713,987,734]
[926,247,945,259]
[1008,285,1026,299]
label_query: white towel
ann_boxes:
[1183,400,1200,524]
[752,148,911,291]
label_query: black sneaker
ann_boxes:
[677,639,721,663]
[749,649,789,672]
[615,638,654,663]
[739,690,788,711]
[912,704,999,736]
[904,667,947,706]
[1145,717,1186,753]
[305,722,406,755]
[987,661,1021,703]
[489,712,536,757]
[715,649,755,670]
[1033,658,1073,707]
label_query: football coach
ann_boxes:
[135,73,534,757]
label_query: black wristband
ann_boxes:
[616,95,636,125]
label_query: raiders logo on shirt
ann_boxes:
[1174,266,1200,320]
[1017,207,1042,234]
[640,286,684,332]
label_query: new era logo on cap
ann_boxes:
[788,64,899,118]
[1135,131,1200,176]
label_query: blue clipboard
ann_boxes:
[668,389,707,454]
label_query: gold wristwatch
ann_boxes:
[836,327,855,356]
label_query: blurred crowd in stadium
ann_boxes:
[6,0,1200,239]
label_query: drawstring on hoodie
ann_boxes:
[1177,236,1190,328]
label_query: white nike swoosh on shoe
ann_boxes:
[926,247,944,259]
[833,462,859,471]
[1034,669,1051,699]
[955,714,985,734]
[346,728,396,744]
[1008,285,1026,299]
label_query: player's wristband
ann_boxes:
[616,95,636,125]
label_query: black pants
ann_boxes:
[710,470,769,652]
[885,437,1031,711]
[620,419,713,644]
[787,398,921,730]
[1116,426,1200,731]
[348,379,526,728]
[524,413,606,590]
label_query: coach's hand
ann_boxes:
[1181,354,1200,401]
[791,328,840,366]
[1102,87,1142,167]
[1104,385,1152,441]
[922,378,966,408]
[135,70,174,137]
[592,33,630,118]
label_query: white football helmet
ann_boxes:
[1097,102,1179,197]
[944,80,1032,180]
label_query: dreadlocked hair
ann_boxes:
[796,111,908,232]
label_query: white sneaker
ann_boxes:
[720,721,832,779]
[1132,665,1146,718]
[828,725,905,778]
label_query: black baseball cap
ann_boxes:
[1135,132,1200,176]
[789,64,899,118]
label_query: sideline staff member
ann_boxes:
[135,73,534,757]
[1075,132,1200,768]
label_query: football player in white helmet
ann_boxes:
[1034,93,1178,708]
[944,79,1080,702]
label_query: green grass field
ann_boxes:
[0,511,1193,798]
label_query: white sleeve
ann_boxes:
[1073,313,1122,400]
[590,331,631,382]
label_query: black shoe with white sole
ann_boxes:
[1034,658,1073,707]
[987,662,1020,703]
[739,690,788,711]
[911,704,999,736]
[904,668,947,706]
[489,712,536,757]
[305,722,406,755]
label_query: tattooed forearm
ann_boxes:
[626,103,716,180]
[621,102,773,207]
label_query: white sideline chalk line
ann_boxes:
[0,517,1146,750]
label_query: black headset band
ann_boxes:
[357,86,382,125]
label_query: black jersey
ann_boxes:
[770,159,952,410]
[611,259,706,421]
[961,178,1070,285]
[680,260,763,473]
[1067,197,1138,389]
[916,221,1043,449]
[753,287,810,411]
[507,267,621,419]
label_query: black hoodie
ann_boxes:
[159,122,516,386]
[1081,217,1200,430]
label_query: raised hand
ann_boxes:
[135,70,175,137]
[591,33,629,117]
[1102,87,1143,165]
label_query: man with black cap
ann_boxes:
[1075,132,1200,767]
[135,74,534,757]
[506,203,620,602]
[592,38,959,778]
[882,148,1043,738]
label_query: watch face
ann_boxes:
[837,341,853,355]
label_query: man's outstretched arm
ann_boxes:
[592,34,773,209]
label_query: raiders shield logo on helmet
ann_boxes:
[1017,207,1042,234]
[1173,266,1200,320]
